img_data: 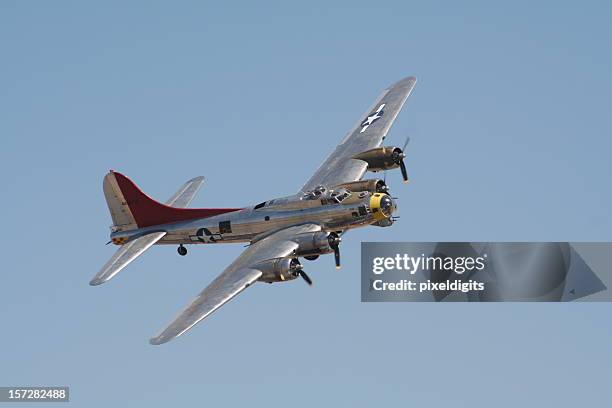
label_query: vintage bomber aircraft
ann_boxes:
[91,76,417,344]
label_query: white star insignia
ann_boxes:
[360,103,385,133]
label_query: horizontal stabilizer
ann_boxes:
[93,173,212,286]
[165,176,205,208]
[90,232,166,286]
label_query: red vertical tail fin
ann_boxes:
[103,171,241,229]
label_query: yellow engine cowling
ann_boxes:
[369,193,395,221]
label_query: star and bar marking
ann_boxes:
[360,103,386,133]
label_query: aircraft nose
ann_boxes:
[380,194,395,217]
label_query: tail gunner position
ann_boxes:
[91,76,417,344]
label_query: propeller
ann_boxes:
[290,258,313,286]
[392,136,410,183]
[298,270,313,286]
[328,232,342,269]
[402,135,411,151]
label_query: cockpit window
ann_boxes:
[330,188,351,203]
[335,192,349,202]
[303,186,327,200]
[303,186,352,204]
[254,201,266,209]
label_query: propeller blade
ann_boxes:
[399,160,408,183]
[334,247,341,269]
[402,136,411,151]
[299,270,313,286]
[327,232,342,270]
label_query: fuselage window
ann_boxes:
[358,206,368,216]
[219,221,232,234]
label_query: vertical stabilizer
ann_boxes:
[102,171,241,229]
[103,171,138,231]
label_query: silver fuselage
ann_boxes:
[110,190,392,246]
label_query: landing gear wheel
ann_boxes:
[178,245,187,256]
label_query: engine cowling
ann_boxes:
[257,258,303,283]
[369,193,396,221]
[292,231,342,268]
[334,179,388,194]
[352,146,403,171]
[292,231,336,257]
[353,146,409,183]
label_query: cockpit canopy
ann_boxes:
[330,187,350,203]
[302,186,353,204]
[302,185,327,200]
[254,186,366,212]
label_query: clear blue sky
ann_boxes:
[1,1,611,406]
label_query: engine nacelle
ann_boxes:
[334,179,388,194]
[292,231,335,258]
[352,146,403,172]
[369,193,396,221]
[257,257,303,283]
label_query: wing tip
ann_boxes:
[89,277,107,286]
[387,75,417,91]
[149,332,176,345]
[149,337,165,346]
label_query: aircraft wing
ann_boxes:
[299,76,416,193]
[89,175,205,286]
[150,223,321,345]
